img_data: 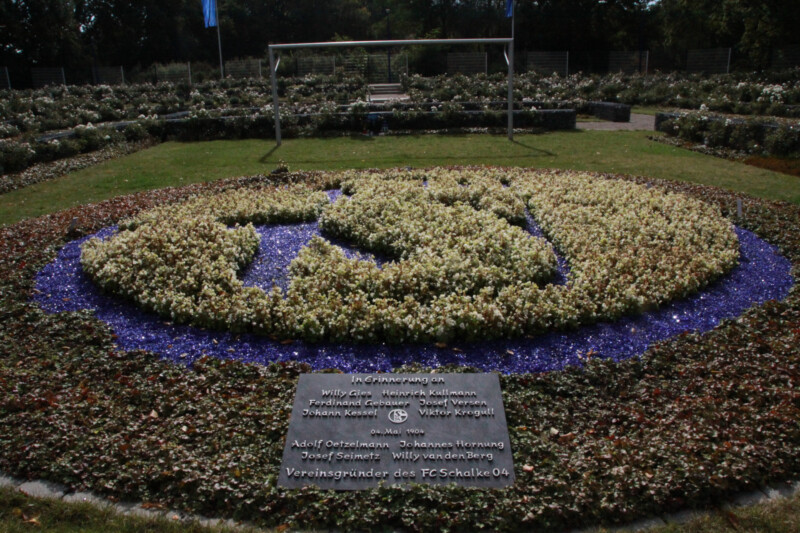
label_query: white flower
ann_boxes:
[81,169,738,344]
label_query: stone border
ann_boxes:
[0,473,252,531]
[590,102,632,122]
[578,113,655,131]
[2,470,798,532]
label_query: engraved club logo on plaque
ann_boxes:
[388,409,408,424]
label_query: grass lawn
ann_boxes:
[3,130,800,227]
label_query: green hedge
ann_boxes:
[656,112,800,157]
[1,108,575,177]
[0,125,143,175]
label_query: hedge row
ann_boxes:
[1,108,576,177]
[656,112,800,157]
[0,125,143,175]
[404,70,800,118]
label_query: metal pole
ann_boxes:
[266,37,513,147]
[217,22,225,80]
[508,6,515,141]
[637,5,644,74]
[269,47,281,146]
[269,38,513,50]
[386,9,391,83]
[120,65,125,85]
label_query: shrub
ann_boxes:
[704,120,730,147]
[728,121,764,152]
[657,111,800,157]
[0,140,33,174]
[764,125,800,157]
[123,122,148,142]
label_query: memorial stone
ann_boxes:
[279,373,515,490]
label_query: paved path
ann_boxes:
[579,113,655,131]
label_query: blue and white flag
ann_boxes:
[505,0,513,18]
[202,0,217,28]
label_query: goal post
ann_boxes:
[268,38,515,145]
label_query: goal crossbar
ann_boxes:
[270,38,511,50]
[268,38,515,145]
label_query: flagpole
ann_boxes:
[507,1,514,140]
[216,1,224,79]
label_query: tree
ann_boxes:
[83,0,203,67]
[1,0,87,67]
[655,0,800,69]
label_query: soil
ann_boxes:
[744,156,800,178]
[650,135,800,178]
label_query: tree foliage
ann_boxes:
[0,0,799,71]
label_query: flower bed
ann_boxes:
[80,169,738,344]
[0,76,366,137]
[404,70,800,117]
[4,68,799,179]
[2,69,798,139]
[35,215,790,374]
[1,168,799,531]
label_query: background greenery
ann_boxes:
[2,0,799,78]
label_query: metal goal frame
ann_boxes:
[268,37,515,145]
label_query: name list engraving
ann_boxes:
[278,373,515,490]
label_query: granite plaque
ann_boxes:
[278,373,515,490]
